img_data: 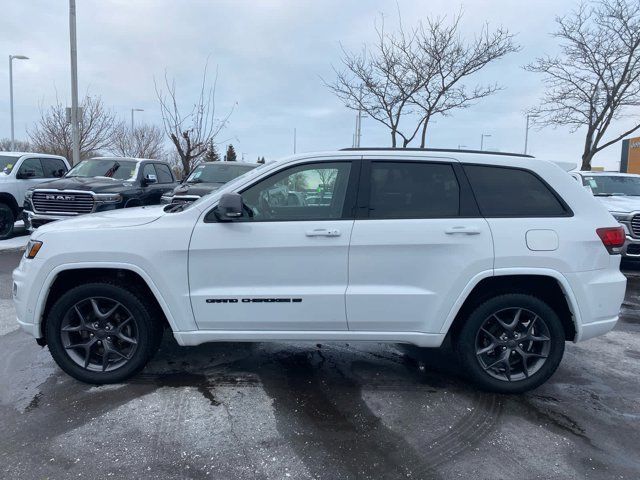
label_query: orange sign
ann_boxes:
[621,136,640,173]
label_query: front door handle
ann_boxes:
[445,226,481,235]
[306,228,341,237]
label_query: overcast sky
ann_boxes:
[1,0,635,169]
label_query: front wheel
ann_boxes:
[456,294,565,394]
[45,282,163,384]
[0,203,15,240]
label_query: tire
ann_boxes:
[456,293,565,394]
[0,203,15,240]
[45,282,163,384]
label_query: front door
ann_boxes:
[346,159,494,333]
[188,159,359,331]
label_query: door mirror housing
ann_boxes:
[216,192,243,220]
[143,173,157,185]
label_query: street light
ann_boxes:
[524,114,538,155]
[8,54,29,151]
[131,108,144,130]
[480,134,492,151]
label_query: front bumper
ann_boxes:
[620,235,640,257]
[22,209,73,232]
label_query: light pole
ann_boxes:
[131,108,144,131]
[8,54,29,151]
[524,114,538,155]
[69,0,80,165]
[480,134,492,151]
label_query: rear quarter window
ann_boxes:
[464,165,570,217]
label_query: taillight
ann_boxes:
[596,227,625,253]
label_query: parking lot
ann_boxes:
[0,246,638,479]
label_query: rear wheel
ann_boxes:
[0,203,15,240]
[456,294,565,393]
[45,282,163,384]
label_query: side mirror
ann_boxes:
[144,173,157,185]
[216,192,243,220]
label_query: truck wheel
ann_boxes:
[45,282,163,384]
[0,203,15,240]
[456,294,565,394]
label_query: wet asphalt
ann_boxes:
[0,248,639,480]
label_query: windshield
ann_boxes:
[583,175,640,196]
[186,163,256,184]
[66,159,138,181]
[0,155,19,175]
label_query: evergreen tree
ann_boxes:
[204,140,221,162]
[224,144,237,162]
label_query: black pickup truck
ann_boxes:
[23,157,178,231]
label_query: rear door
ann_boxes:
[346,158,494,333]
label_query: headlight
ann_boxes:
[25,190,33,199]
[611,212,631,221]
[95,193,123,204]
[25,240,43,259]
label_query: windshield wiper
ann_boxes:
[593,193,616,196]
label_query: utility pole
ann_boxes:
[480,133,491,151]
[353,85,365,148]
[524,114,538,155]
[69,0,80,165]
[131,108,143,131]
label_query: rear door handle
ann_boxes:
[306,228,341,237]
[445,226,481,235]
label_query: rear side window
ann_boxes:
[464,165,568,217]
[41,158,68,178]
[154,163,174,183]
[368,162,460,219]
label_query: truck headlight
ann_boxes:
[25,190,33,200]
[95,193,123,204]
[25,240,43,259]
[610,212,631,222]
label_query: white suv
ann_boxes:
[0,152,70,239]
[12,149,626,393]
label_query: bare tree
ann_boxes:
[526,0,640,170]
[28,94,118,163]
[111,123,165,159]
[0,138,31,151]
[411,14,518,147]
[155,62,233,176]
[327,13,518,147]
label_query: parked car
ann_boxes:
[0,152,70,239]
[571,171,640,258]
[13,148,626,393]
[22,157,178,232]
[161,161,257,205]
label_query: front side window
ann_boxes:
[465,165,568,217]
[41,158,68,178]
[142,163,157,180]
[582,175,640,197]
[368,162,460,219]
[237,162,352,221]
[17,158,44,179]
[66,159,138,181]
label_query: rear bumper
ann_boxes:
[565,259,626,342]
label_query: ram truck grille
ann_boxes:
[32,191,95,214]
[631,215,640,238]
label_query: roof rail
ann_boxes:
[340,147,534,158]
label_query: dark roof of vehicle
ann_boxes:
[340,147,534,159]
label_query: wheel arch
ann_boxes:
[442,269,580,344]
[37,264,178,341]
[0,192,20,217]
